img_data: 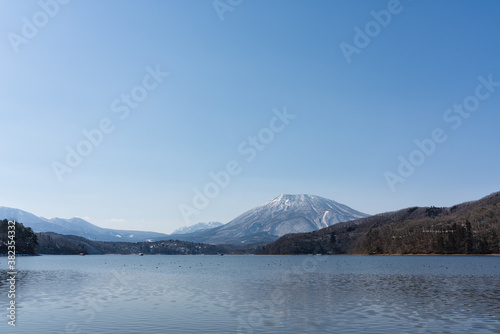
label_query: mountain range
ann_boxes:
[0,194,367,244]
[0,207,170,242]
[3,191,498,255]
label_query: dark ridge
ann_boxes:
[257,191,500,255]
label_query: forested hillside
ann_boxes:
[36,232,261,255]
[258,192,500,255]
[0,219,38,255]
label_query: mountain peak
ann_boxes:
[273,194,336,202]
[185,194,369,244]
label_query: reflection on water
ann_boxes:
[0,255,499,333]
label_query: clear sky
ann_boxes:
[1,0,499,234]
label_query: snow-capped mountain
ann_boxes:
[0,207,170,242]
[172,222,223,234]
[0,194,368,245]
[171,194,369,244]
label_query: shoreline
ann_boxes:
[2,253,500,257]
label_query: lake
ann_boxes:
[0,255,499,333]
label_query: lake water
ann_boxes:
[0,255,499,333]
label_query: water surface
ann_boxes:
[0,255,499,333]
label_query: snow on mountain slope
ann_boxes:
[0,207,170,242]
[172,222,223,234]
[173,194,369,244]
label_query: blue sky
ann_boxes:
[1,0,499,233]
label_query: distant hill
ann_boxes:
[172,222,223,234]
[170,194,368,245]
[257,192,500,255]
[35,232,262,255]
[0,207,170,242]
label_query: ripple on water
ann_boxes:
[0,255,499,333]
